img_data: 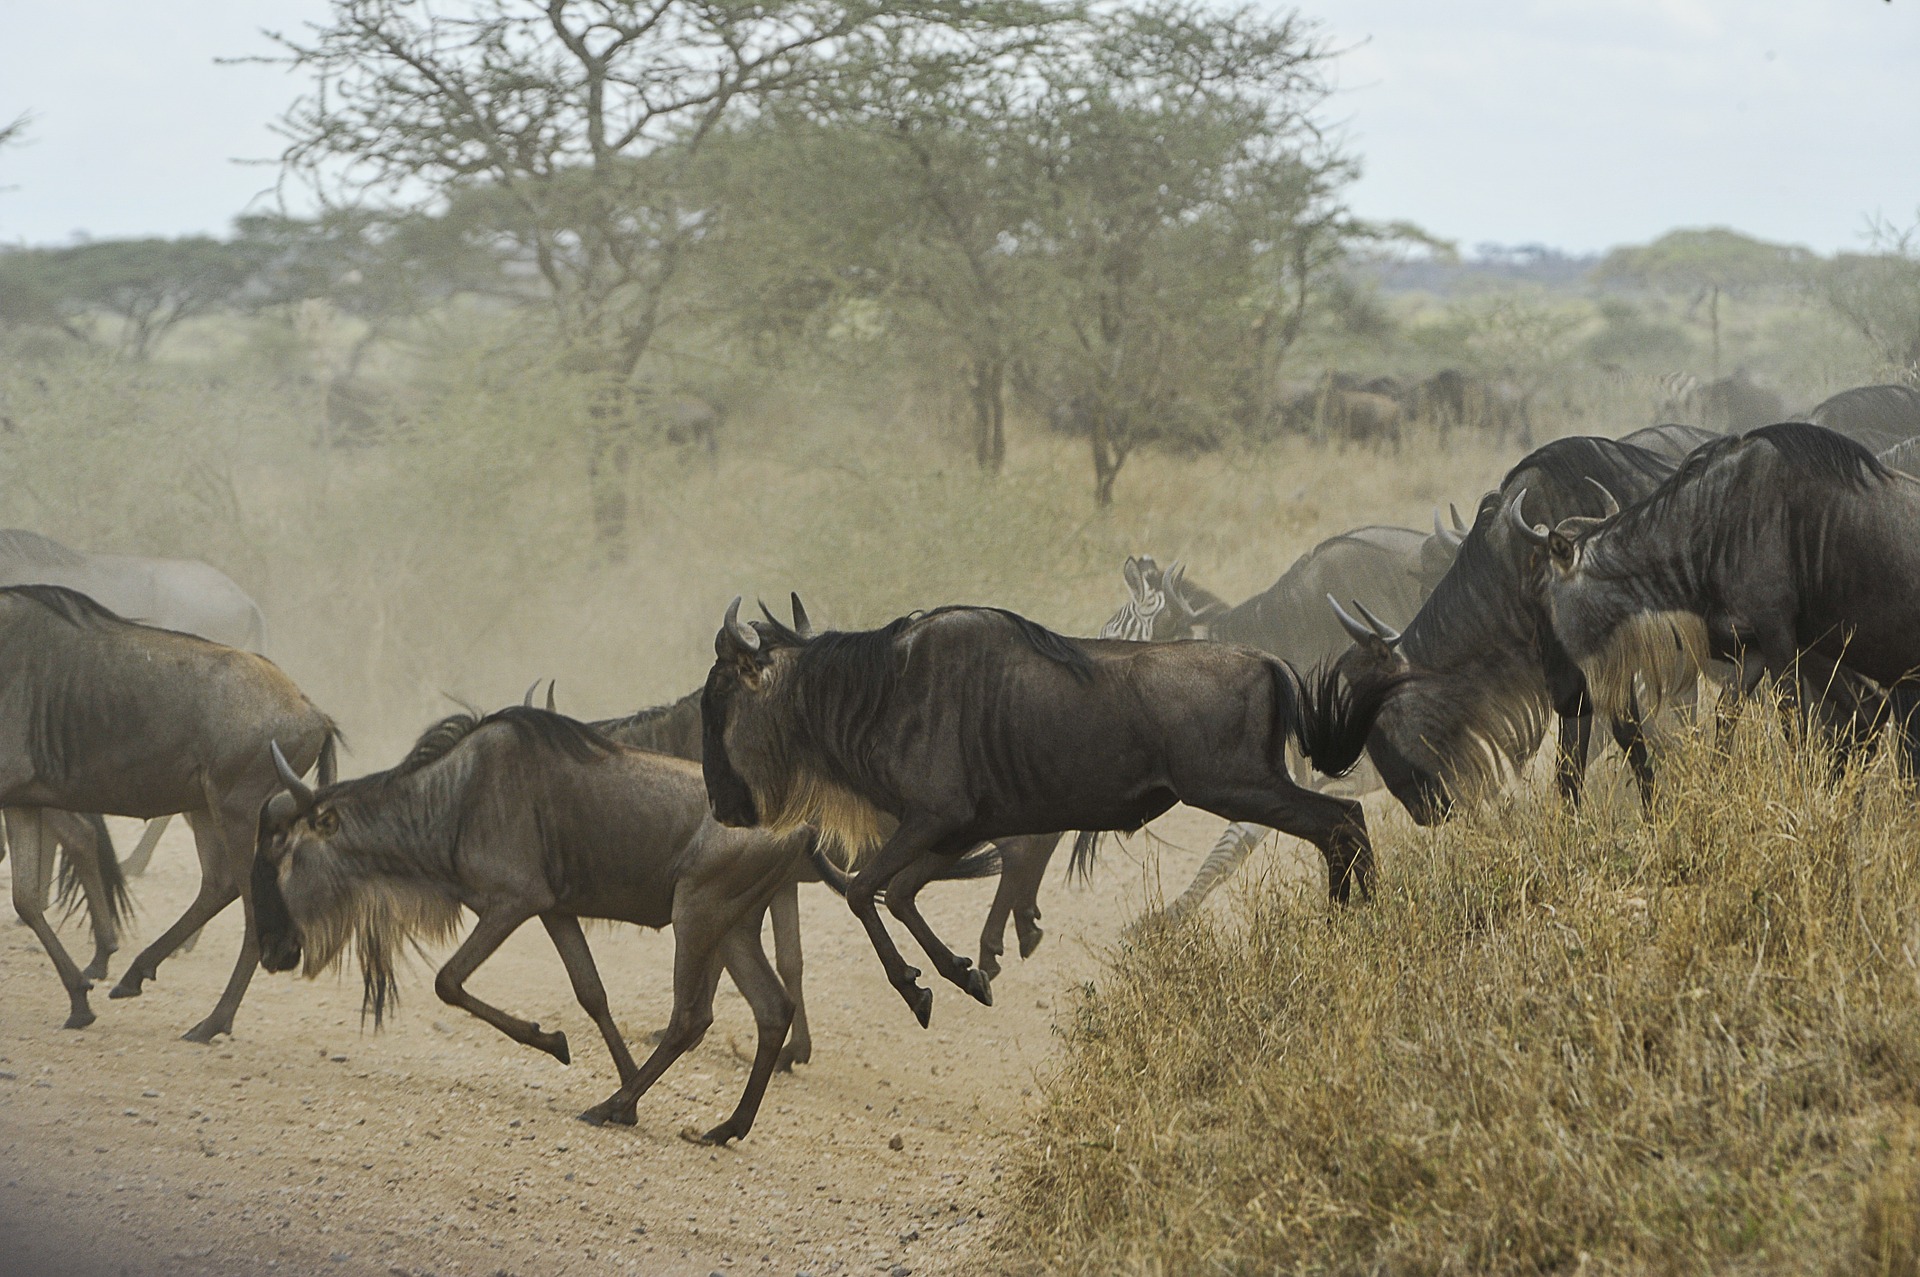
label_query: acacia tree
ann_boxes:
[1818,211,1920,376]
[0,237,256,358]
[1594,228,1810,377]
[265,0,1052,551]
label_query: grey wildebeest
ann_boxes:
[1808,383,1920,453]
[1,810,129,1018]
[701,601,1401,1025]
[0,528,271,878]
[1527,423,1920,767]
[252,706,812,1144]
[1330,436,1682,824]
[0,585,334,1036]
[1087,522,1462,922]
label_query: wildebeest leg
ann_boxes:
[579,914,730,1127]
[979,833,1062,978]
[111,810,240,1001]
[883,851,993,1008]
[120,816,172,877]
[1160,822,1267,925]
[42,810,118,981]
[1554,713,1594,806]
[767,882,810,1070]
[6,809,97,1029]
[1715,652,1769,754]
[846,820,956,1027]
[183,805,271,1043]
[685,928,794,1146]
[433,906,568,1061]
[540,913,638,1082]
[1608,714,1656,813]
[1202,786,1372,904]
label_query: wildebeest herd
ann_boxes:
[5,380,1920,1145]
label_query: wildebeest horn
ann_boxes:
[1505,488,1551,547]
[271,740,315,812]
[789,593,813,638]
[1351,598,1403,646]
[1450,503,1469,534]
[522,680,540,708]
[723,597,760,652]
[1586,477,1622,518]
[1433,509,1464,548]
[1328,594,1377,647]
[545,681,557,713]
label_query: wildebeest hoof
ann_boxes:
[962,967,993,1007]
[107,976,144,999]
[64,1005,96,1030]
[180,1020,227,1045]
[1016,925,1044,959]
[532,1029,570,1065]
[578,1097,638,1127]
[906,984,933,1028]
[681,1122,740,1147]
[774,1046,809,1073]
[82,959,111,982]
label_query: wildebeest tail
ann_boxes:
[1286,659,1406,779]
[1068,830,1102,883]
[54,814,132,931]
[805,834,999,901]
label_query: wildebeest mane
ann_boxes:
[593,690,702,757]
[1500,435,1672,501]
[0,529,86,567]
[383,705,615,783]
[779,605,1095,685]
[0,582,127,628]
[1747,421,1889,488]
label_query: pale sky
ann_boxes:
[0,1,1915,254]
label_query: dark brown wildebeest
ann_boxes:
[1530,424,1920,769]
[253,707,812,1145]
[0,585,335,1036]
[701,601,1400,1025]
[1415,369,1534,445]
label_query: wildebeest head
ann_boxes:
[1098,556,1224,641]
[254,739,463,1024]
[703,595,811,830]
[1325,593,1454,821]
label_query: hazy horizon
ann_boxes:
[0,0,1916,255]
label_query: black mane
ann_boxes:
[1747,421,1889,488]
[1499,435,1672,499]
[788,605,1095,685]
[345,705,617,794]
[0,583,126,628]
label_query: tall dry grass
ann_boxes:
[1000,714,1920,1274]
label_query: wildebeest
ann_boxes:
[253,706,812,1144]
[1529,424,1920,763]
[1414,369,1534,444]
[2,810,128,1020]
[1661,369,1784,433]
[0,585,335,1036]
[1330,436,1680,823]
[0,528,269,876]
[701,600,1400,1025]
[1807,383,1920,453]
[1619,422,1722,462]
[1091,523,1461,920]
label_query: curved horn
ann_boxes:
[1433,509,1464,548]
[1328,593,1377,647]
[1586,477,1622,519]
[789,593,813,638]
[1450,503,1469,534]
[1352,598,1403,647]
[1163,560,1199,619]
[723,596,760,652]
[545,680,557,714]
[1505,487,1551,548]
[271,740,315,812]
[522,680,540,709]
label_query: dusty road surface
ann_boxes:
[0,806,1316,1277]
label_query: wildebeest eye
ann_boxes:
[313,809,340,837]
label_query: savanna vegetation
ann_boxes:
[4,3,1920,1272]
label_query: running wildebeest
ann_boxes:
[1527,423,1920,766]
[1329,436,1682,824]
[0,529,268,876]
[1087,522,1462,923]
[1807,383,1920,453]
[253,706,812,1145]
[0,585,335,1036]
[701,600,1401,1025]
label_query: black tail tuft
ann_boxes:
[1068,830,1103,883]
[55,814,132,930]
[1289,660,1409,779]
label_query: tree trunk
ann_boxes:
[1090,407,1125,507]
[584,373,638,562]
[969,359,1006,473]
[1708,285,1721,379]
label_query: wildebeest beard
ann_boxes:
[287,860,463,1027]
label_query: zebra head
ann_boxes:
[1100,556,1207,641]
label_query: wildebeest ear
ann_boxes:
[1547,529,1578,566]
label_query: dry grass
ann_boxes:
[999,715,1920,1275]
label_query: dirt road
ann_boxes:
[1,808,1290,1277]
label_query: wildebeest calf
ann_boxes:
[253,706,814,1144]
